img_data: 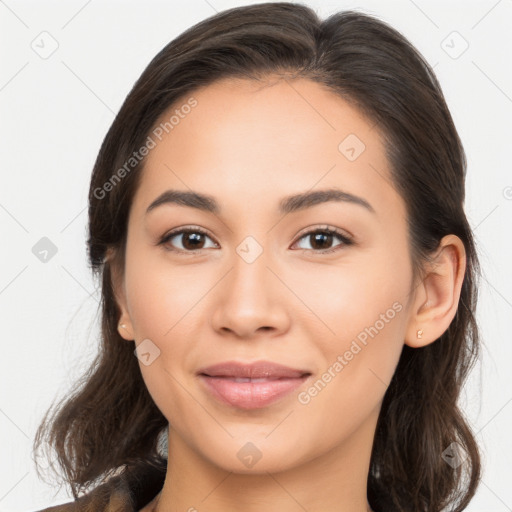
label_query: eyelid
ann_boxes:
[293,224,353,243]
[291,224,354,253]
[157,225,219,253]
[158,224,354,254]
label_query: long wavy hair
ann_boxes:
[33,3,482,511]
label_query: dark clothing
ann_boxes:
[35,462,166,512]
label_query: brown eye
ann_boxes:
[293,227,353,254]
[308,232,335,250]
[179,232,207,250]
[159,227,218,253]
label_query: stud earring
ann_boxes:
[119,323,127,330]
[417,329,423,339]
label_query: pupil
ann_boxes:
[184,233,204,250]
[312,232,332,250]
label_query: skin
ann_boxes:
[112,76,466,512]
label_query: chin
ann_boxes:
[198,437,308,475]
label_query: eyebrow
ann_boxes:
[146,188,375,215]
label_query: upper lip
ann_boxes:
[197,360,311,379]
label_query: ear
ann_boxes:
[405,234,466,348]
[106,246,135,341]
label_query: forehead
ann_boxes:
[133,76,403,222]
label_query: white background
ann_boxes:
[1,0,511,510]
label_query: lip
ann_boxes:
[197,360,311,410]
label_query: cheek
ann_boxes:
[124,243,210,338]
[298,247,410,402]
[122,247,211,412]
[293,245,410,342]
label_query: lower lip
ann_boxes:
[199,375,309,409]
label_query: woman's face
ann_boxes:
[116,77,419,474]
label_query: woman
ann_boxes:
[33,2,482,511]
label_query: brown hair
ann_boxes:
[33,3,482,511]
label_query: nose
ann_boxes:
[210,246,290,340]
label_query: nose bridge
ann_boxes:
[229,236,275,308]
[231,237,271,302]
[211,235,289,337]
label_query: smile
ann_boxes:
[196,360,312,409]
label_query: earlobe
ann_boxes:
[405,234,466,348]
[115,294,135,341]
[118,321,134,340]
[106,246,135,341]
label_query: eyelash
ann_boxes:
[157,225,354,255]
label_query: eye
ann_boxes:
[158,226,218,253]
[292,226,354,254]
[158,225,353,255]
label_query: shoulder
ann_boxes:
[33,460,166,512]
[32,478,135,512]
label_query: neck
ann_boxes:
[152,408,379,512]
